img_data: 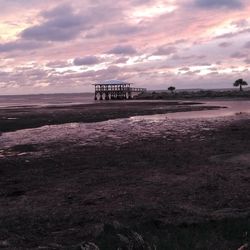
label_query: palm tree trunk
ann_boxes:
[240,85,243,91]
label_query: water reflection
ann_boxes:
[133,100,250,120]
[1,100,250,153]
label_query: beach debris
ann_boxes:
[0,240,10,247]
[113,220,123,230]
[98,221,155,250]
[17,152,28,156]
[117,233,130,245]
[238,243,249,250]
[116,231,154,250]
[79,242,99,250]
[6,117,18,120]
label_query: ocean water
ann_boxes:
[0,93,94,108]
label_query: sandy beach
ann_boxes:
[0,100,249,249]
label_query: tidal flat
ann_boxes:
[0,101,249,249]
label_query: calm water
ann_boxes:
[135,100,250,119]
[0,93,94,107]
[1,100,250,156]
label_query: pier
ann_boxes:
[94,80,146,100]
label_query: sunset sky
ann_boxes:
[0,0,250,94]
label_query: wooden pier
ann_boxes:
[94,80,146,100]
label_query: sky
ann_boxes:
[0,0,250,94]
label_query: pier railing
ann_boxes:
[130,87,146,93]
[94,84,146,100]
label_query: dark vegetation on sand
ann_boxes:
[135,89,250,100]
[0,102,249,249]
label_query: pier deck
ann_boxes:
[94,81,146,100]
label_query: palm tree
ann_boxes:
[168,86,176,94]
[233,79,248,91]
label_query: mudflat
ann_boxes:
[0,101,218,132]
[0,101,249,249]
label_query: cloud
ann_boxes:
[46,60,70,68]
[218,42,232,48]
[194,0,243,9]
[21,23,81,42]
[215,28,250,39]
[20,3,126,42]
[131,0,153,5]
[154,46,177,55]
[0,67,52,89]
[85,24,141,39]
[244,41,250,48]
[114,57,129,64]
[179,67,190,71]
[107,45,137,55]
[73,56,101,66]
[21,4,89,41]
[0,40,47,52]
[41,4,73,19]
[231,19,249,28]
[231,52,247,58]
[107,24,141,36]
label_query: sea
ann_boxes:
[0,93,94,108]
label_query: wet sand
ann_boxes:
[0,101,249,249]
[0,101,220,133]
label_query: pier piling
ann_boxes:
[93,80,146,101]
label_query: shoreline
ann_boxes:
[0,101,221,133]
[0,100,250,249]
